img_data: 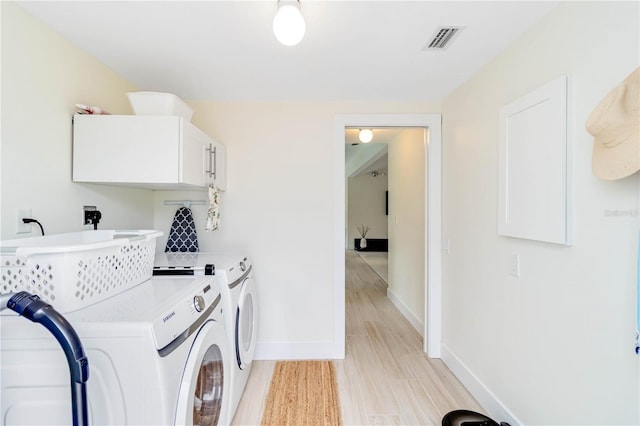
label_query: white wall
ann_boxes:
[1,3,153,239]
[156,101,439,359]
[441,2,639,424]
[347,172,388,250]
[387,129,425,333]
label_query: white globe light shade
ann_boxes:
[273,4,306,46]
[359,129,373,143]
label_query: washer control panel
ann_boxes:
[152,278,219,351]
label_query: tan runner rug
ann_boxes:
[261,360,343,426]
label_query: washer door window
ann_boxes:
[176,320,230,426]
[236,276,257,370]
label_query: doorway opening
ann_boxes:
[333,114,442,359]
[346,127,424,332]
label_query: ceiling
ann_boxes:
[345,128,404,145]
[16,1,558,102]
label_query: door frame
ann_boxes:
[334,113,442,358]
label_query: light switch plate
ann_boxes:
[509,254,520,277]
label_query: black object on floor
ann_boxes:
[354,238,388,252]
[442,409,511,426]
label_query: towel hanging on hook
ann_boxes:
[206,183,220,231]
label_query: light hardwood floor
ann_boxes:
[355,251,389,283]
[231,250,485,425]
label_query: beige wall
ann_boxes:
[441,2,639,424]
[1,2,153,239]
[12,2,634,422]
[347,172,388,250]
[387,129,425,332]
[155,101,439,358]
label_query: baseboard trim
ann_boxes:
[441,344,522,425]
[254,340,341,360]
[387,288,424,337]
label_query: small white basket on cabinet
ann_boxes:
[0,230,162,313]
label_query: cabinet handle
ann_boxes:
[212,146,217,180]
[206,144,217,180]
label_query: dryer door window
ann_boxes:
[175,320,230,426]
[236,277,257,370]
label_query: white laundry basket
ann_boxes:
[1,230,162,313]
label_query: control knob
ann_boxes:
[193,295,206,312]
[239,261,246,272]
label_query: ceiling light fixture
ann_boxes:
[273,0,306,46]
[359,129,373,143]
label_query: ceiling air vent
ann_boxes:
[423,26,463,50]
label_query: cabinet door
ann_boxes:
[73,115,181,185]
[73,115,224,190]
[180,122,209,188]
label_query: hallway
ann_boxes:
[232,251,483,425]
[336,250,483,424]
[355,250,389,284]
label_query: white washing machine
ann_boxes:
[1,276,232,425]
[154,252,257,422]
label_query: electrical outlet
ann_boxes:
[17,208,32,234]
[83,205,102,229]
[509,254,520,277]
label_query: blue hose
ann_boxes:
[4,291,89,426]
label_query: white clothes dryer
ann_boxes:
[154,253,258,422]
[1,276,232,425]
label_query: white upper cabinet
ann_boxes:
[72,115,226,191]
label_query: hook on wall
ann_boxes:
[164,200,206,208]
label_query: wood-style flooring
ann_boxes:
[231,250,484,425]
[355,251,389,283]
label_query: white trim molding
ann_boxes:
[441,344,522,425]
[387,288,424,336]
[255,340,337,360]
